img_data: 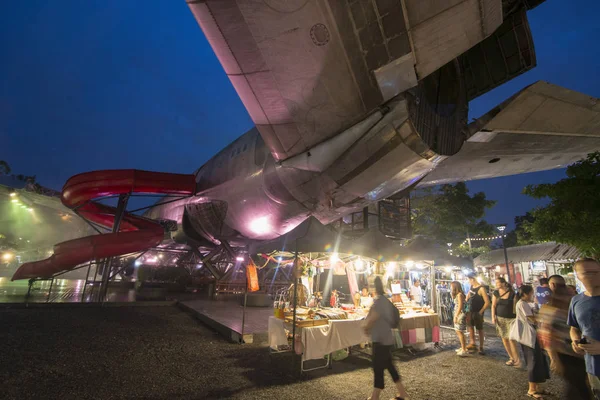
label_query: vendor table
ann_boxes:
[268,313,440,372]
[398,313,440,345]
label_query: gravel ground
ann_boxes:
[0,306,566,400]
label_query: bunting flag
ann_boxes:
[246,260,260,292]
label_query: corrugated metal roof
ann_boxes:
[474,242,582,267]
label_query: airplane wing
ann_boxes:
[188,0,504,161]
[418,81,600,186]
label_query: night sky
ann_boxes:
[1,1,599,229]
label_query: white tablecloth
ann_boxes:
[302,319,368,361]
[268,316,288,349]
[268,317,369,360]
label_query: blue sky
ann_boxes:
[1,1,599,228]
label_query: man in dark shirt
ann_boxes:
[466,273,491,355]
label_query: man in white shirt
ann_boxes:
[410,280,423,306]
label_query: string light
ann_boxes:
[460,235,507,246]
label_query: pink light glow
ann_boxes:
[249,216,271,235]
[236,256,244,262]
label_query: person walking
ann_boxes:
[491,277,521,367]
[450,281,469,357]
[539,274,592,399]
[568,258,600,399]
[513,285,550,399]
[465,273,490,355]
[364,276,409,400]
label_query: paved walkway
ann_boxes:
[0,305,565,400]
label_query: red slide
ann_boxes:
[11,170,196,281]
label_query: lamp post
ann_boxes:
[496,225,510,284]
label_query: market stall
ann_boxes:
[268,283,440,371]
[252,218,446,372]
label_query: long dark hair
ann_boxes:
[374,276,385,296]
[451,281,464,298]
[518,284,533,300]
[496,277,513,293]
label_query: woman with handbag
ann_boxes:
[511,285,550,399]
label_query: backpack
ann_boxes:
[464,293,472,313]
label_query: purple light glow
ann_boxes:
[249,216,271,235]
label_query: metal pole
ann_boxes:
[100,193,129,303]
[241,283,248,343]
[47,278,54,303]
[291,246,299,368]
[430,262,436,312]
[81,261,92,302]
[501,236,511,284]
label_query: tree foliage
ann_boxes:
[0,160,11,175]
[523,152,600,259]
[504,212,539,247]
[411,182,496,257]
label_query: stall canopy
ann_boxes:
[474,242,582,268]
[250,217,472,267]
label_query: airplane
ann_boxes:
[12,0,600,282]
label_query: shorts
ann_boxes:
[454,313,466,332]
[495,316,514,339]
[468,311,484,330]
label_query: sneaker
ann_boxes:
[457,349,469,357]
[455,348,462,353]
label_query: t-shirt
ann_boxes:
[410,285,422,304]
[536,286,552,305]
[567,293,600,377]
[370,296,397,345]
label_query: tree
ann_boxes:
[0,160,10,175]
[503,212,538,247]
[411,182,496,258]
[523,152,600,259]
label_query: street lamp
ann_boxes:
[496,224,510,284]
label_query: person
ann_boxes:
[535,278,552,308]
[515,285,550,399]
[539,274,592,399]
[364,276,409,400]
[465,273,490,355]
[410,280,422,306]
[568,258,600,399]
[547,274,565,293]
[360,287,374,309]
[450,281,469,357]
[491,277,521,367]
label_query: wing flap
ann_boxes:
[418,81,600,186]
